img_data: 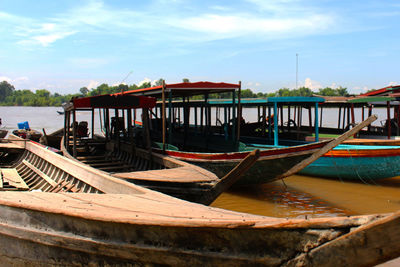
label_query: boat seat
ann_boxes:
[0,168,29,191]
[112,167,218,183]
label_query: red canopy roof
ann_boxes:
[120,81,240,98]
[72,93,156,109]
[360,85,400,97]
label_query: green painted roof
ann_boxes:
[348,96,395,103]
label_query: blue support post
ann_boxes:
[274,102,278,146]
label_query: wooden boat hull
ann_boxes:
[161,141,329,185]
[300,144,400,180]
[0,129,7,138]
[0,191,399,266]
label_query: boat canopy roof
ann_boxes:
[66,93,156,111]
[347,96,396,104]
[359,85,400,97]
[121,81,240,98]
[208,96,325,107]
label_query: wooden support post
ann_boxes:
[194,106,198,132]
[91,108,95,139]
[387,101,391,139]
[319,106,323,128]
[315,103,319,142]
[168,90,172,145]
[338,106,341,129]
[368,105,372,132]
[232,90,236,141]
[309,107,312,133]
[105,109,110,141]
[162,80,166,152]
[72,110,77,158]
[143,108,152,151]
[362,106,365,121]
[127,109,132,141]
[237,81,242,142]
[262,105,266,137]
[64,111,68,149]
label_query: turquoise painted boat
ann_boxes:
[299,144,400,180]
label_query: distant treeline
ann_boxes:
[0,79,352,107]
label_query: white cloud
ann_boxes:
[304,78,322,90]
[138,78,152,86]
[2,0,338,48]
[87,80,100,89]
[174,13,333,40]
[352,86,369,94]
[0,76,12,83]
[389,81,399,86]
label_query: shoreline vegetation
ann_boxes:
[0,79,353,107]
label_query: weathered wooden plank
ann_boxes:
[0,169,29,190]
[0,171,3,188]
[113,167,217,183]
[89,162,125,167]
[285,212,400,266]
[22,160,58,187]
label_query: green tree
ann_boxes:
[0,80,15,102]
[182,78,190,83]
[79,87,89,96]
[154,78,164,86]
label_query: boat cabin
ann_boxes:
[63,93,156,157]
[126,81,244,152]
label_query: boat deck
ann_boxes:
[0,191,383,228]
[112,166,217,183]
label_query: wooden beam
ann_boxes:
[277,115,377,179]
[1,168,29,190]
[23,160,57,187]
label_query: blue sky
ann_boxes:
[1,0,399,94]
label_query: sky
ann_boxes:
[1,0,399,95]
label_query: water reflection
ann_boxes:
[212,175,400,218]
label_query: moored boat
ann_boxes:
[61,93,259,204]
[1,129,400,266]
[299,144,400,180]
[0,129,7,138]
[226,96,400,180]
[126,82,376,184]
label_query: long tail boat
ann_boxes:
[0,140,399,265]
[60,93,260,204]
[208,96,400,180]
[113,81,376,185]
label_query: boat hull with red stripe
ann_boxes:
[157,141,330,185]
[299,144,400,180]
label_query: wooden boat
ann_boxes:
[0,129,7,138]
[12,128,42,142]
[61,93,260,204]
[298,144,400,180]
[124,82,376,184]
[0,190,399,266]
[39,128,63,149]
[211,96,400,180]
[1,134,400,265]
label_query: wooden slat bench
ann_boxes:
[0,168,29,191]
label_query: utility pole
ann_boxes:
[296,53,299,89]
